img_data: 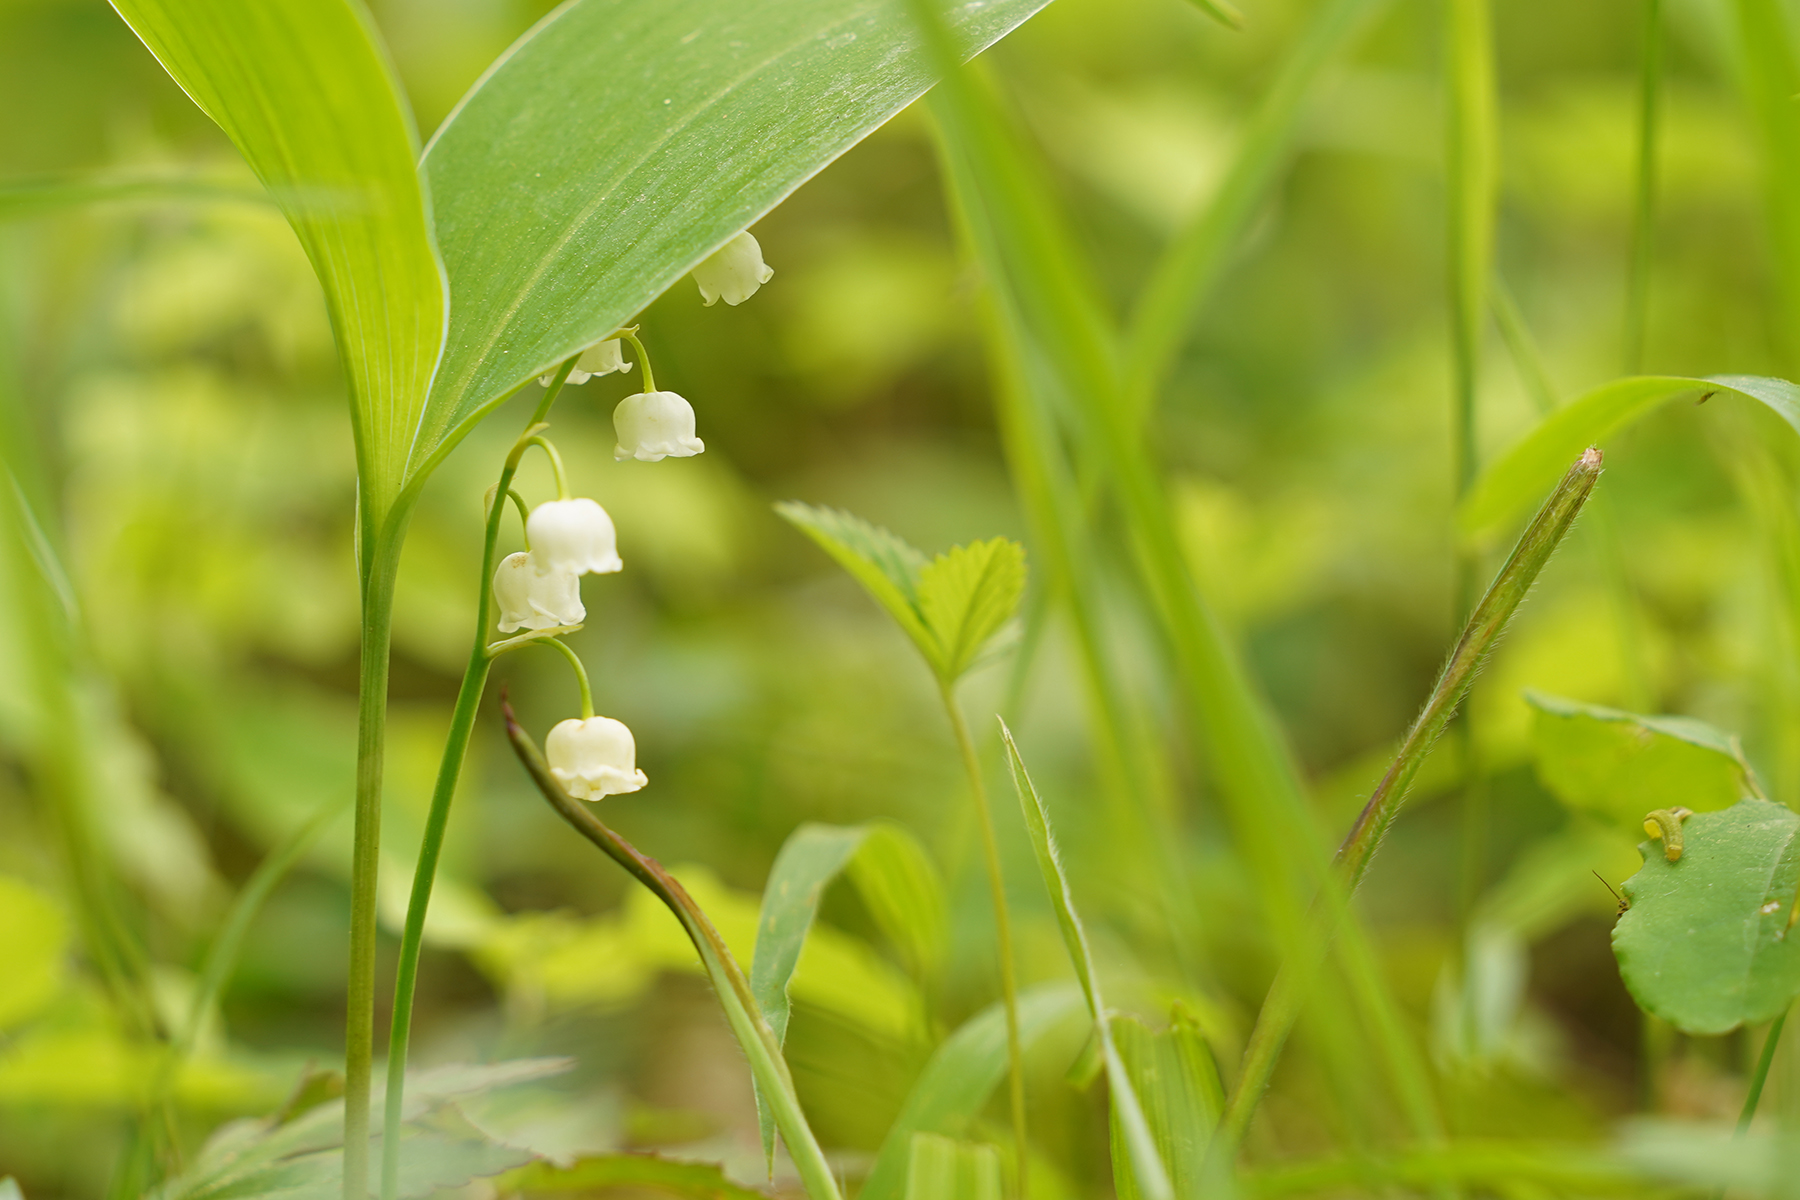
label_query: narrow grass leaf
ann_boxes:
[1445,0,1497,498]
[1000,723,1173,1200]
[917,539,1027,681]
[1110,1015,1225,1200]
[905,1135,1003,1200]
[1727,0,1800,363]
[860,984,1085,1200]
[108,0,445,541]
[417,0,1055,465]
[0,173,271,221]
[846,824,949,985]
[1459,374,1800,537]
[1615,799,1800,1034]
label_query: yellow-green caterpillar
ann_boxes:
[1643,807,1694,862]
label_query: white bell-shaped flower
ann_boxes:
[493,551,584,633]
[546,715,648,799]
[692,231,774,307]
[527,498,623,576]
[614,391,705,462]
[538,338,634,386]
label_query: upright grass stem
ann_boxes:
[1625,0,1663,373]
[940,684,1027,1196]
[1217,448,1604,1153]
[379,360,576,1200]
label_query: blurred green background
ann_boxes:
[4,0,1797,1194]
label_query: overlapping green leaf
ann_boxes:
[418,0,1055,464]
[502,1155,769,1199]
[861,984,1085,1200]
[1459,374,1800,538]
[1614,799,1800,1034]
[905,1134,1003,1200]
[108,0,446,540]
[1110,1014,1226,1200]
[1527,691,1754,832]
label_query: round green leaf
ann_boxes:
[1613,799,1800,1034]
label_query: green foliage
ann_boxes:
[419,0,1054,446]
[501,1155,770,1200]
[1614,799,1800,1034]
[1000,723,1173,1200]
[0,876,65,1030]
[1528,691,1754,831]
[776,502,1025,684]
[106,0,444,541]
[904,1134,1002,1200]
[860,985,1085,1200]
[1109,1014,1225,1200]
[1460,374,1800,539]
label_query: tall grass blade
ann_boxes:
[1726,0,1800,366]
[1000,723,1174,1200]
[905,1135,1004,1200]
[1624,0,1664,372]
[1445,0,1497,505]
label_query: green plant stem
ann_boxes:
[1217,448,1604,1153]
[1625,0,1662,374]
[380,359,576,1200]
[507,489,532,543]
[503,701,843,1200]
[1739,1012,1785,1132]
[622,331,657,392]
[345,527,405,1200]
[524,435,569,499]
[940,684,1027,1198]
[541,635,594,718]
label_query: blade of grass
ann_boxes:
[503,701,843,1200]
[1125,0,1390,416]
[915,0,1449,1159]
[0,172,272,220]
[1624,0,1664,373]
[1727,0,1800,367]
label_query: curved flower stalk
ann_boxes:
[502,699,844,1200]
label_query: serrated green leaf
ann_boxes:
[861,984,1085,1200]
[1110,1014,1226,1200]
[905,1134,1003,1200]
[1614,799,1800,1034]
[776,501,936,662]
[109,0,445,541]
[918,539,1027,681]
[1460,374,1800,539]
[1527,691,1753,832]
[1001,724,1172,1200]
[417,0,1055,467]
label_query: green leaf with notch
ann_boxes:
[416,0,1055,470]
[1460,374,1800,539]
[1001,723,1173,1200]
[905,1134,1003,1200]
[918,539,1026,682]
[1527,691,1755,833]
[1613,799,1800,1035]
[108,0,446,543]
[1110,1013,1226,1200]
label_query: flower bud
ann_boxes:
[493,551,584,632]
[538,338,633,386]
[546,716,648,799]
[614,391,705,462]
[692,231,774,307]
[528,498,623,576]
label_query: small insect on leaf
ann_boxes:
[1594,870,1629,916]
[1644,806,1694,862]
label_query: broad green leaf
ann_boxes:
[1459,374,1800,538]
[749,821,944,1166]
[418,0,1056,463]
[1000,724,1172,1200]
[0,876,66,1030]
[918,539,1027,681]
[905,1134,1003,1200]
[502,1155,768,1200]
[860,983,1086,1200]
[109,0,446,541]
[1614,799,1800,1034]
[1527,691,1754,832]
[1110,1014,1226,1200]
[776,501,934,662]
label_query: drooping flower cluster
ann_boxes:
[503,229,773,801]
